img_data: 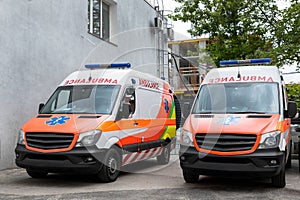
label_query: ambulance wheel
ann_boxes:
[271,163,286,188]
[26,168,48,179]
[286,143,292,168]
[174,95,181,129]
[182,168,199,183]
[97,147,121,183]
[157,145,170,165]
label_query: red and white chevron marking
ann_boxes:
[122,147,163,166]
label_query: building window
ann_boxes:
[88,0,110,40]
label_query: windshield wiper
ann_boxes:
[51,111,73,114]
[200,112,213,114]
[194,111,212,114]
[194,111,230,114]
[229,111,267,114]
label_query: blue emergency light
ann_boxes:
[220,58,271,66]
[85,63,131,69]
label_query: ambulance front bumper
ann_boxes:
[15,145,106,174]
[179,146,285,178]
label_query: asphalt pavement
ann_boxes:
[1,156,300,199]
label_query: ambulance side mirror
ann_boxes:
[38,103,45,113]
[115,103,130,121]
[285,101,297,118]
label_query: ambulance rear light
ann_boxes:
[85,63,131,69]
[220,58,271,66]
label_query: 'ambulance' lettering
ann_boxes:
[208,76,274,84]
[139,79,159,90]
[64,78,118,85]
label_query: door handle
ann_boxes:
[134,122,138,126]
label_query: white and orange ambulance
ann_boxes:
[15,63,180,182]
[178,58,298,188]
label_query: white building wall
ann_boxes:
[0,0,165,170]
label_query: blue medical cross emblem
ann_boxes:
[164,99,169,113]
[216,115,241,125]
[46,116,70,126]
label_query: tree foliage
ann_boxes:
[172,0,299,68]
[272,1,300,67]
[286,83,300,109]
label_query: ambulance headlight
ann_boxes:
[178,128,194,147]
[17,130,25,145]
[76,130,102,147]
[258,131,281,149]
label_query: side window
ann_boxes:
[88,0,110,40]
[117,88,135,119]
[50,90,70,112]
[135,88,162,119]
[56,90,71,110]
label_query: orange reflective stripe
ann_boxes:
[276,119,291,133]
[98,119,176,132]
[277,119,291,144]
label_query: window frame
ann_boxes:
[88,0,110,41]
[40,85,121,115]
[192,82,280,114]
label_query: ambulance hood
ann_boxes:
[22,114,110,134]
[186,114,280,135]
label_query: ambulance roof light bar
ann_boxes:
[220,58,271,67]
[85,63,131,69]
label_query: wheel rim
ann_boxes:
[164,147,169,161]
[108,156,118,174]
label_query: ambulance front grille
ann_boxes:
[195,133,257,152]
[26,132,74,150]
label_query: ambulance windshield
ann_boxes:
[192,82,279,114]
[40,85,120,114]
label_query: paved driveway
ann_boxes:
[1,156,300,199]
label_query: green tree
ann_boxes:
[271,1,300,67]
[286,83,300,109]
[171,0,299,68]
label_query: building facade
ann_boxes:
[168,38,214,121]
[0,0,170,170]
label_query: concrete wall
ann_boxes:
[86,0,166,76]
[0,0,165,170]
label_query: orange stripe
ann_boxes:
[276,119,291,133]
[277,119,291,144]
[99,119,176,132]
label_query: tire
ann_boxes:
[182,168,199,183]
[26,168,48,179]
[97,147,121,183]
[157,145,170,165]
[286,142,292,168]
[271,163,286,188]
[174,95,181,130]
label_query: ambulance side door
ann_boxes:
[115,87,141,151]
[134,87,163,142]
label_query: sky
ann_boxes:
[162,0,299,83]
[162,0,192,39]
